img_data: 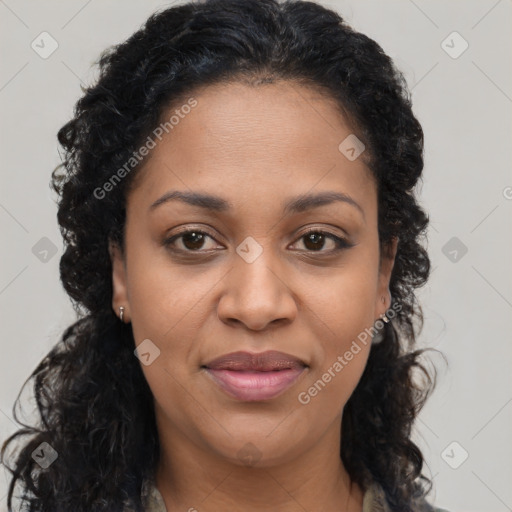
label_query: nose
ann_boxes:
[217,246,298,331]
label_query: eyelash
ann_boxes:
[163,227,353,255]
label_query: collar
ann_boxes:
[138,476,439,512]
[138,478,393,512]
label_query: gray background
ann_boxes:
[1,1,511,511]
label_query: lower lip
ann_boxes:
[203,367,307,401]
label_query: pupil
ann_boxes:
[183,232,204,250]
[305,233,324,251]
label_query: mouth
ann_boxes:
[201,350,308,401]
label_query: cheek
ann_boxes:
[297,261,377,412]
[125,241,221,410]
[125,239,216,342]
[297,313,372,420]
[305,257,378,344]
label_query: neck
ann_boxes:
[154,415,364,512]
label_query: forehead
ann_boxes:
[127,80,376,215]
[161,80,359,158]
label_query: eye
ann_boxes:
[163,227,353,255]
[164,229,221,252]
[290,228,352,253]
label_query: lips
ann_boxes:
[203,350,307,372]
[202,350,308,401]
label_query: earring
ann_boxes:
[371,313,389,345]
[119,306,124,322]
[372,292,394,345]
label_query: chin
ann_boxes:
[199,417,311,466]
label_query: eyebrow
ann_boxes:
[149,190,365,219]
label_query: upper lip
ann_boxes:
[203,350,308,371]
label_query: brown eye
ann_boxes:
[303,232,328,251]
[181,231,207,250]
[164,230,219,252]
[292,229,352,253]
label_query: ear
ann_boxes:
[109,239,130,323]
[375,236,398,317]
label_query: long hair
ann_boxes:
[1,1,440,510]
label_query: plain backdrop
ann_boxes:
[1,1,511,511]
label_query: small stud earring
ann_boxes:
[371,313,390,345]
[119,306,124,322]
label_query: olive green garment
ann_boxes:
[128,477,451,512]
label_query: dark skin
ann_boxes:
[110,80,397,512]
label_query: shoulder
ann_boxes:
[141,476,168,512]
[363,481,451,512]
[122,476,168,512]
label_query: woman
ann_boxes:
[1,0,449,511]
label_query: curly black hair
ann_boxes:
[1,0,442,510]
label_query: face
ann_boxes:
[110,80,397,468]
